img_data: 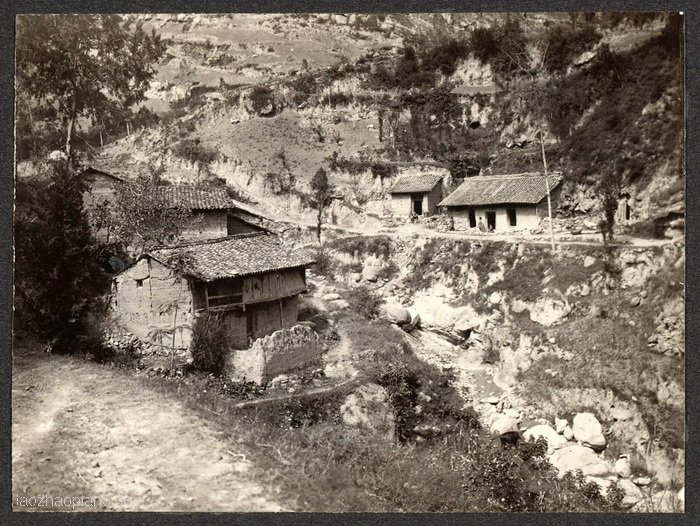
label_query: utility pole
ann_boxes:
[539,130,556,252]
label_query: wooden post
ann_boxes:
[539,130,556,252]
[99,131,103,148]
[127,122,130,137]
[204,283,210,312]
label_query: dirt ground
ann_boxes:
[11,345,285,512]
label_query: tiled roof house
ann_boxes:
[439,172,563,231]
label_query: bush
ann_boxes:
[172,138,220,166]
[190,314,229,374]
[248,85,274,114]
[346,286,382,319]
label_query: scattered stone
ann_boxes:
[529,297,571,327]
[489,291,501,305]
[579,284,591,297]
[523,424,569,454]
[630,296,641,307]
[572,412,607,451]
[484,396,500,405]
[584,256,596,268]
[329,299,350,310]
[322,292,341,301]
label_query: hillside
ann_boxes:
[18,12,680,234]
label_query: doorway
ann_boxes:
[412,195,423,216]
[486,211,496,231]
[507,208,517,227]
[468,208,477,228]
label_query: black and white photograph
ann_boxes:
[10,10,686,514]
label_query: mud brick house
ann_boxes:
[439,172,562,232]
[153,185,267,240]
[389,173,444,217]
[111,232,315,348]
[82,166,267,241]
[82,166,124,208]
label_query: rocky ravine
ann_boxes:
[314,235,685,511]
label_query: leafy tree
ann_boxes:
[15,160,110,350]
[309,167,335,242]
[16,14,166,161]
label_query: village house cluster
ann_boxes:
[83,166,316,359]
[389,170,565,232]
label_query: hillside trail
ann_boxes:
[12,346,286,512]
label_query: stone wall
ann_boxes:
[226,324,323,384]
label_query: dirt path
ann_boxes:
[12,347,285,512]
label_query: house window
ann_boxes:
[206,278,243,310]
[507,208,517,227]
[136,279,144,288]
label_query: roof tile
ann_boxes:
[390,174,444,194]
[147,233,316,282]
[439,172,562,207]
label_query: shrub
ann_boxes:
[313,249,333,277]
[346,286,382,319]
[248,85,274,114]
[190,314,229,374]
[172,138,220,166]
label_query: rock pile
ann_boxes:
[340,383,395,442]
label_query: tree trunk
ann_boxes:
[316,207,323,243]
[65,94,77,161]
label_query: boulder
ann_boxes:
[529,297,571,326]
[615,456,632,478]
[523,424,569,454]
[453,306,483,335]
[616,478,644,508]
[573,50,597,66]
[382,303,411,326]
[555,418,568,434]
[584,256,596,268]
[322,292,341,301]
[549,444,616,478]
[572,412,607,451]
[511,299,529,314]
[489,291,502,305]
[340,383,395,441]
[491,415,519,436]
[632,476,651,486]
[329,299,350,310]
[562,425,575,441]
